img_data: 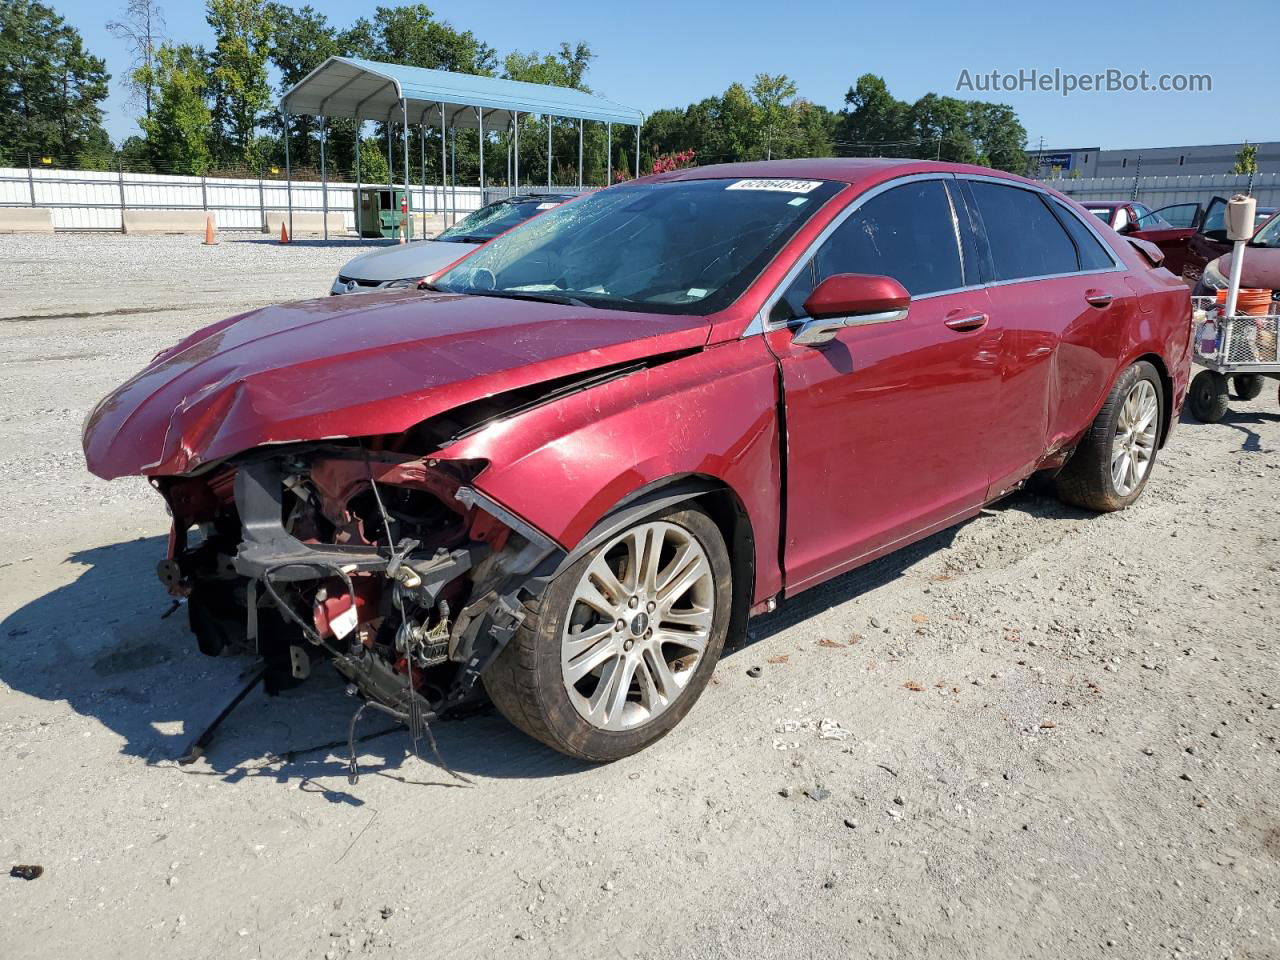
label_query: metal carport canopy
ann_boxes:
[282,56,645,127]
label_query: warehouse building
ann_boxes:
[1033,141,1280,179]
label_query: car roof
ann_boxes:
[638,157,1047,191]
[1084,201,1127,209]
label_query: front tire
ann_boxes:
[484,505,731,761]
[1055,361,1164,512]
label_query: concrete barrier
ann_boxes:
[0,207,55,233]
[122,210,211,234]
[263,212,349,237]
[418,214,446,237]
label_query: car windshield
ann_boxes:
[434,177,843,314]
[435,198,563,243]
[1251,213,1280,248]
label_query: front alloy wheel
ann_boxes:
[484,505,731,761]
[561,521,714,731]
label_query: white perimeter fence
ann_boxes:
[0,166,584,233]
[5,166,1278,233]
[1045,173,1280,210]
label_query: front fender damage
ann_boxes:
[161,446,564,767]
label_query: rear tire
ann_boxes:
[1055,361,1164,512]
[1188,369,1229,423]
[484,505,731,762]
[1232,374,1265,401]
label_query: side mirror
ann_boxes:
[792,273,910,345]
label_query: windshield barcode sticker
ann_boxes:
[727,179,823,194]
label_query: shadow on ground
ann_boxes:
[0,490,1084,792]
[1179,404,1280,452]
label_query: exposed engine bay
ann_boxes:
[155,442,563,763]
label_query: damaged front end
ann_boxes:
[156,444,563,736]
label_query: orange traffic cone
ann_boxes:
[203,215,217,246]
[279,221,290,245]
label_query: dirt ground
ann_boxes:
[1,235,1278,960]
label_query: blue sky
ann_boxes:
[66,0,1277,151]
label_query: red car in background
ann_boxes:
[1086,197,1279,286]
[83,159,1192,762]
[1084,200,1199,278]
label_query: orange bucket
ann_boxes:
[1216,287,1273,317]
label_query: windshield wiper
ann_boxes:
[464,289,591,308]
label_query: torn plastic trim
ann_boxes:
[455,485,560,575]
[232,458,393,582]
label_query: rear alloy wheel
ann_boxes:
[484,506,731,761]
[1055,361,1164,512]
[1188,369,1230,423]
[1231,374,1265,401]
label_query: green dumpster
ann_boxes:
[354,187,409,239]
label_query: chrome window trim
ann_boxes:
[743,171,1128,339]
[744,172,967,338]
[942,178,968,283]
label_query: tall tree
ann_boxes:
[1232,142,1258,175]
[267,3,345,169]
[0,0,111,161]
[836,73,1027,172]
[141,42,213,173]
[206,0,273,167]
[751,73,796,160]
[837,74,910,154]
[106,0,165,122]
[358,4,495,74]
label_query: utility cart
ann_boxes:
[1187,294,1280,422]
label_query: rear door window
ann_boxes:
[968,181,1081,281]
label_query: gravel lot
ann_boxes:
[1,234,1278,960]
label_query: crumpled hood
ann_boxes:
[83,292,710,480]
[1216,247,1280,292]
[340,239,478,283]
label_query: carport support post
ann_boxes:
[513,111,520,194]
[578,118,583,190]
[320,115,328,241]
[635,125,640,179]
[547,118,552,188]
[439,103,447,224]
[282,109,293,240]
[606,123,612,186]
[354,121,362,237]
[477,108,486,195]
[420,118,427,223]
[402,98,411,239]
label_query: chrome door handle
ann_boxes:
[943,311,989,332]
[1085,290,1114,308]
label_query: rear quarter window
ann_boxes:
[1050,199,1118,271]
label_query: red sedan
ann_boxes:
[83,159,1192,762]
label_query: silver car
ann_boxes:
[330,194,576,295]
